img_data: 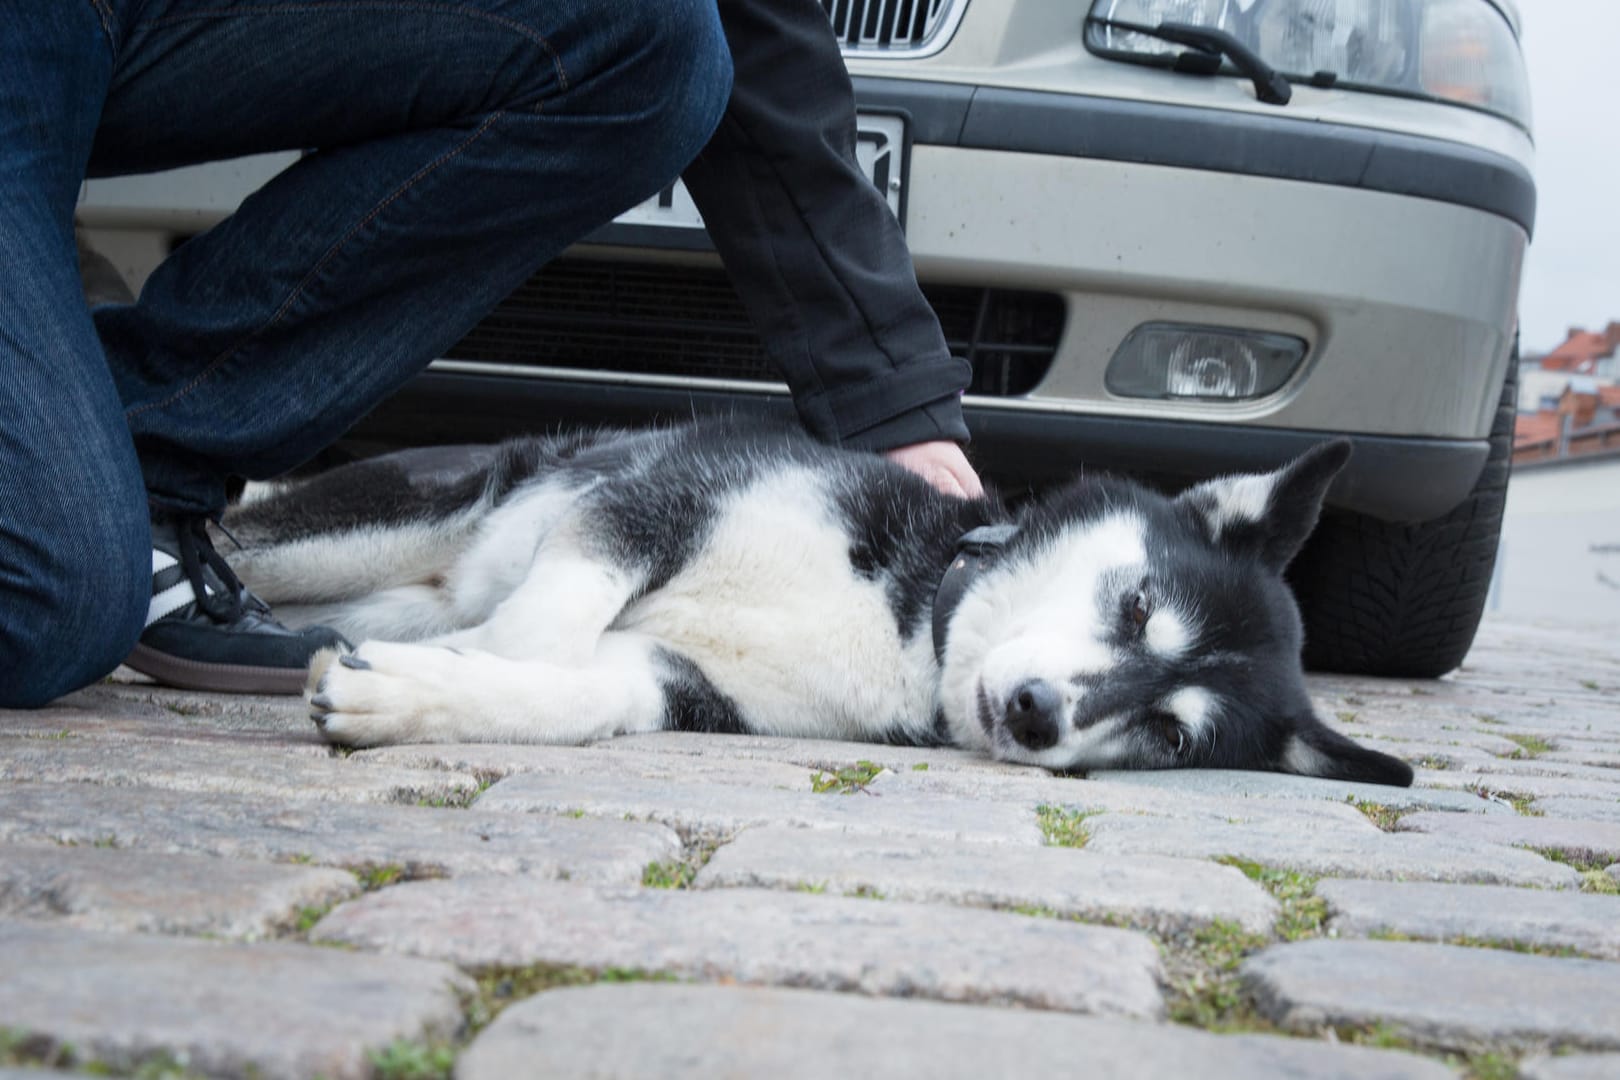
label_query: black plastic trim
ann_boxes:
[854,78,1536,236]
[341,371,1489,523]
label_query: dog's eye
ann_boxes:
[1148,712,1187,755]
[1127,589,1152,634]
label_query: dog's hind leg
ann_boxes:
[275,583,464,643]
[307,632,674,746]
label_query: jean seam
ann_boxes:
[87,0,116,42]
[132,2,569,92]
[123,109,507,422]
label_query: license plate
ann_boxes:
[612,112,907,232]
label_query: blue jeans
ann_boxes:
[0,0,732,707]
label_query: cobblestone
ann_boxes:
[0,921,470,1079]
[1397,812,1620,865]
[1082,815,1582,887]
[0,782,678,883]
[1317,879,1620,958]
[1243,939,1620,1051]
[1081,768,1511,814]
[1518,1053,1620,1080]
[867,768,1394,826]
[0,844,357,940]
[1532,798,1620,823]
[1415,770,1620,802]
[695,826,1278,933]
[311,878,1165,1017]
[356,742,818,788]
[458,984,1454,1080]
[474,770,1043,844]
[0,737,482,805]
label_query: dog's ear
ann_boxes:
[1277,715,1414,787]
[1177,440,1352,571]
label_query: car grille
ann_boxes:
[819,0,965,55]
[447,258,1063,398]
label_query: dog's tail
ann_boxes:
[223,448,503,605]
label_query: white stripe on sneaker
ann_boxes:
[147,582,195,626]
[145,548,213,627]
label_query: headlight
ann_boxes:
[1085,0,1531,130]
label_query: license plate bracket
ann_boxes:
[611,112,908,234]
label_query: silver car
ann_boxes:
[81,0,1533,678]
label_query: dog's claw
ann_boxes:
[310,693,333,712]
[310,712,328,730]
[339,654,372,671]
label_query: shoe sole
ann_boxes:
[123,643,309,696]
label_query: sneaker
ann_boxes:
[123,516,349,694]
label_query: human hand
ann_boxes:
[883,440,985,499]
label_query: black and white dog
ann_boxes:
[227,419,1411,787]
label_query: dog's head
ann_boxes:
[937,441,1412,787]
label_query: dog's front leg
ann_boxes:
[443,534,644,665]
[307,632,668,747]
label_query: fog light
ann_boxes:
[1105,324,1306,401]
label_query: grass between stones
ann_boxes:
[1148,860,1542,1078]
[1035,805,1093,847]
[1,1026,205,1079]
[357,863,408,890]
[1466,782,1543,816]
[1532,848,1620,894]
[368,1038,458,1080]
[809,760,887,794]
[1346,798,1410,831]
[1148,861,1324,1033]
[414,778,494,809]
[291,899,341,936]
[364,966,682,1080]
[1498,733,1555,759]
[1367,929,1583,959]
[641,839,721,890]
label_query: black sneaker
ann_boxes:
[123,516,349,695]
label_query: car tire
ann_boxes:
[1287,352,1518,678]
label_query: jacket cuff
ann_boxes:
[796,356,973,450]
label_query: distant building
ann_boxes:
[1515,322,1620,464]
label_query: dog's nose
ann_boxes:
[1005,679,1062,750]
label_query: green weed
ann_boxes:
[1035,805,1093,848]
[810,760,886,794]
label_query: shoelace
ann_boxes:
[175,517,249,624]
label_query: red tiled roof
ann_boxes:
[1541,322,1620,373]
[1542,333,1608,373]
[1513,410,1563,447]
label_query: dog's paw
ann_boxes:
[305,644,348,696]
[306,641,465,747]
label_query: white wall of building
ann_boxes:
[1491,454,1620,626]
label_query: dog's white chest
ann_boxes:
[617,468,936,739]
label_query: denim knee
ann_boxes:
[625,0,735,179]
[0,502,148,709]
[542,0,734,192]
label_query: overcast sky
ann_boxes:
[1516,0,1620,353]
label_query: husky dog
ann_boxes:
[227,419,1411,786]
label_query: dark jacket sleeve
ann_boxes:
[680,0,971,452]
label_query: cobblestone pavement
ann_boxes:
[1,617,1618,1079]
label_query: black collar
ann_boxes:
[932,524,1020,662]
